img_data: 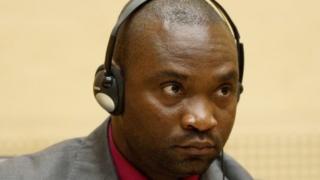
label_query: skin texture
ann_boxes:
[111,2,239,180]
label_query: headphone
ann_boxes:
[94,0,245,115]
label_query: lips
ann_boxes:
[174,140,217,156]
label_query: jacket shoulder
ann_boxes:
[0,137,85,180]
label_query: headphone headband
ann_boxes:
[104,0,150,76]
[95,0,245,115]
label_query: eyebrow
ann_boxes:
[146,69,238,83]
[147,70,188,82]
[216,70,238,82]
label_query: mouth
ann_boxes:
[174,141,217,156]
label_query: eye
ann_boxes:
[162,83,183,97]
[217,85,232,97]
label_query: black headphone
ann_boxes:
[94,0,245,115]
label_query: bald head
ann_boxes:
[113,0,232,76]
[132,0,222,25]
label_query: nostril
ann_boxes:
[181,114,196,130]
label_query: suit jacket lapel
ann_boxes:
[201,159,229,180]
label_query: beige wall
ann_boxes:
[1,0,319,179]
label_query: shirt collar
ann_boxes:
[107,123,199,180]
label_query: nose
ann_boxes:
[181,97,217,132]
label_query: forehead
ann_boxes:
[161,22,236,66]
[127,22,238,77]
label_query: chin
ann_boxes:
[170,157,214,177]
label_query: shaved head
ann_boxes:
[113,0,232,77]
[136,0,222,25]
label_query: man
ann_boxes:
[0,0,253,179]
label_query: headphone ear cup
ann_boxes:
[93,65,124,115]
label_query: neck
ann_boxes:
[110,116,186,180]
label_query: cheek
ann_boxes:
[122,86,182,142]
[216,104,237,144]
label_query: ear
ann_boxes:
[237,83,244,102]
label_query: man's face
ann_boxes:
[117,22,239,178]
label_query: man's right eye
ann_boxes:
[161,83,183,97]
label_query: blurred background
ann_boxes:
[0,0,319,179]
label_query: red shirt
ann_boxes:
[108,124,199,180]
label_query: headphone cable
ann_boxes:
[221,149,225,180]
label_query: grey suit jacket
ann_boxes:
[0,120,253,180]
